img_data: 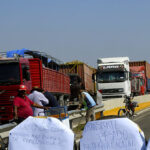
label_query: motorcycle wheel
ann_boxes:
[126,109,134,119]
[118,109,126,117]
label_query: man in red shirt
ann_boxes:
[14,85,48,123]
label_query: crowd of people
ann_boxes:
[13,85,59,123]
[13,84,97,124]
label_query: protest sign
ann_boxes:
[8,117,74,150]
[80,118,146,150]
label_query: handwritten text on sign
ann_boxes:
[80,118,146,150]
[8,117,74,150]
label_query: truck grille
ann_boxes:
[0,89,18,122]
[102,88,124,94]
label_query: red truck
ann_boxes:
[130,66,146,95]
[0,50,70,123]
[129,61,150,95]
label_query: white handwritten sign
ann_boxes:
[80,118,146,150]
[8,117,74,150]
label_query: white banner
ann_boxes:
[8,117,74,150]
[80,118,146,150]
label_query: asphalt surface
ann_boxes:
[133,108,150,141]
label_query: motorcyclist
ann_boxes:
[124,94,138,116]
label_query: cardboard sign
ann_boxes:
[80,118,146,150]
[8,117,74,150]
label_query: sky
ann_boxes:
[0,0,150,67]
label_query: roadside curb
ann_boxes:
[103,101,150,116]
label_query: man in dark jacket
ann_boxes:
[30,87,59,107]
[44,91,59,107]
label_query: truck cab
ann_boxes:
[96,57,131,98]
[0,56,32,123]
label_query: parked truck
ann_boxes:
[130,66,146,95]
[59,60,96,108]
[0,51,104,149]
[96,57,131,98]
[130,74,142,96]
[0,49,70,123]
[129,61,150,94]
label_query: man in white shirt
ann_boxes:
[28,87,49,116]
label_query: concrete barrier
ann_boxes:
[69,104,104,129]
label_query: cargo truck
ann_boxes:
[96,57,131,98]
[0,49,70,123]
[59,60,96,108]
[0,51,104,149]
[130,75,142,96]
[130,66,146,95]
[129,61,150,93]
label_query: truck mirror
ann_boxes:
[22,66,30,81]
[25,71,30,81]
[77,76,82,83]
[129,72,132,80]
[92,73,96,81]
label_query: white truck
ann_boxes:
[96,57,131,98]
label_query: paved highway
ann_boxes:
[133,108,150,141]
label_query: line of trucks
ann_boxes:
[0,50,150,124]
[96,57,150,98]
[0,49,99,149]
[0,49,97,124]
[0,49,150,148]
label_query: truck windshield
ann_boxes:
[97,71,126,83]
[0,62,20,85]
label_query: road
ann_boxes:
[133,108,150,141]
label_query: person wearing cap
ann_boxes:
[78,90,96,123]
[14,85,48,123]
[28,86,49,116]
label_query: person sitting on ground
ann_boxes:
[28,86,49,116]
[14,85,48,123]
[77,89,96,123]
